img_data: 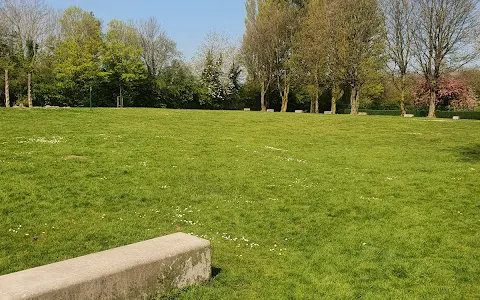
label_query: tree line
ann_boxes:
[0,1,245,109]
[243,0,480,116]
[1,0,480,117]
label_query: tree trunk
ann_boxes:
[355,90,360,114]
[4,69,10,108]
[350,86,359,115]
[331,86,343,115]
[428,88,436,118]
[260,82,267,112]
[331,96,337,115]
[280,83,290,113]
[28,72,33,107]
[313,74,320,114]
[400,96,406,116]
[400,75,406,116]
[310,95,315,113]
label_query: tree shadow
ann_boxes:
[456,144,480,162]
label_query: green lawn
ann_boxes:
[1,108,479,299]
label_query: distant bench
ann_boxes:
[0,233,211,300]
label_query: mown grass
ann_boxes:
[0,108,479,299]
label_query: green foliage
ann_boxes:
[33,49,62,106]
[101,20,146,103]
[54,7,104,106]
[156,60,202,108]
[359,68,385,105]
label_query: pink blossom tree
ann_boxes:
[413,76,477,112]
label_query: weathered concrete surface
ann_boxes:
[0,233,211,300]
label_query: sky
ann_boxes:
[46,0,246,60]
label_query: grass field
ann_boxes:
[1,108,479,299]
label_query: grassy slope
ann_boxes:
[0,108,479,299]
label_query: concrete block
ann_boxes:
[244,108,251,111]
[453,116,460,120]
[358,112,368,116]
[404,114,415,118]
[295,110,303,114]
[0,233,211,300]
[267,109,275,112]
[324,111,332,115]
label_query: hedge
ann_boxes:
[436,111,480,120]
[341,109,480,120]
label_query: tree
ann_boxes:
[102,19,146,106]
[0,0,52,107]
[243,0,301,113]
[156,59,200,108]
[414,75,477,111]
[192,32,241,106]
[54,6,103,106]
[412,0,480,117]
[243,0,276,112]
[273,0,300,112]
[458,68,480,101]
[199,49,224,107]
[0,17,13,107]
[137,17,178,77]
[383,0,413,116]
[293,0,329,113]
[329,0,385,115]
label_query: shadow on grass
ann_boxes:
[456,144,480,162]
[211,266,222,278]
[159,266,223,299]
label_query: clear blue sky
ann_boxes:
[46,0,246,59]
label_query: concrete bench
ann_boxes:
[267,109,275,112]
[0,233,211,300]
[453,116,460,120]
[323,111,332,115]
[244,108,251,111]
[295,110,303,114]
[358,112,368,116]
[404,114,415,118]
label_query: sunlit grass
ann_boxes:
[0,108,479,299]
